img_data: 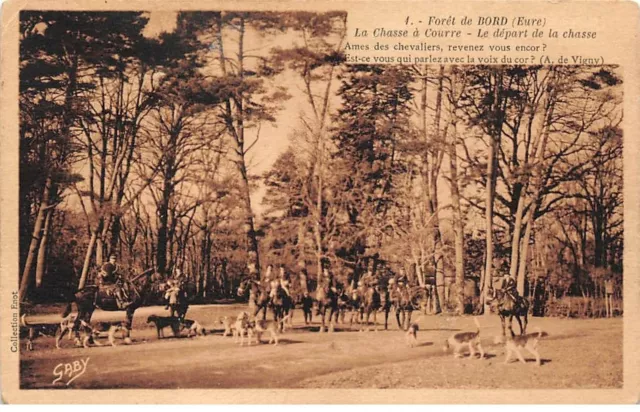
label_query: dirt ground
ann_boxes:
[19,303,622,389]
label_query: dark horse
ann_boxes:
[339,288,360,328]
[270,285,294,329]
[380,286,394,330]
[486,287,530,336]
[61,269,179,345]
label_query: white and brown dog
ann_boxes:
[220,316,234,337]
[443,317,485,359]
[233,312,252,346]
[504,327,544,367]
[181,319,207,337]
[249,314,291,346]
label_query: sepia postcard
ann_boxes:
[0,0,639,404]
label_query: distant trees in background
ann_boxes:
[19,11,622,316]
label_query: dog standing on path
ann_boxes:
[56,319,125,348]
[504,327,544,366]
[250,314,291,346]
[405,316,422,348]
[220,316,234,337]
[181,319,207,337]
[443,317,485,359]
[233,312,252,346]
[147,315,181,339]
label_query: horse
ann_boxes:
[314,282,339,333]
[380,286,394,330]
[394,286,420,331]
[485,287,530,336]
[142,276,191,321]
[270,284,294,330]
[237,277,270,320]
[339,287,362,329]
[60,269,175,346]
[337,288,356,326]
[359,285,381,332]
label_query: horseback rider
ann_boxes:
[397,268,409,286]
[387,277,398,299]
[323,268,342,294]
[298,267,309,295]
[263,264,274,292]
[163,268,182,311]
[164,279,181,312]
[99,254,129,309]
[387,277,396,289]
[267,265,280,299]
[384,277,396,305]
[278,265,291,297]
[499,272,518,302]
[361,269,374,288]
[396,276,414,304]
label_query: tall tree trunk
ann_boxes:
[96,237,104,267]
[156,174,172,275]
[97,214,113,266]
[221,15,261,280]
[35,208,54,288]
[431,188,445,312]
[517,215,535,290]
[110,215,122,256]
[21,56,78,299]
[483,69,502,314]
[448,94,465,315]
[593,210,604,267]
[509,195,526,280]
[431,65,446,312]
[515,75,557,294]
[297,219,307,268]
[78,220,103,290]
[314,135,324,277]
[296,20,345,279]
[19,177,52,301]
[236,156,261,279]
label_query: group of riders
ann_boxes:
[97,253,524,324]
[252,261,524,329]
[258,264,416,309]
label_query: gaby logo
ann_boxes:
[52,358,90,386]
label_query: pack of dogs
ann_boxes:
[220,311,290,346]
[24,310,546,367]
[58,318,127,348]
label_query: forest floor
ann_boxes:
[19,303,622,389]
